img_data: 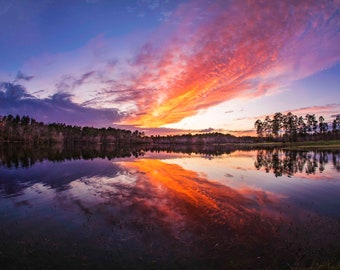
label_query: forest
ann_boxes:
[0,114,255,145]
[0,115,247,146]
[1,113,340,146]
[254,112,340,142]
[0,114,148,145]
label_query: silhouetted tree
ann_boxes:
[283,112,298,141]
[305,114,318,135]
[272,112,283,137]
[297,116,307,136]
[263,116,272,137]
[254,119,264,137]
[319,116,328,134]
[253,112,338,141]
[333,115,340,133]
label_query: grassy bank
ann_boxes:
[282,140,340,151]
[227,140,340,151]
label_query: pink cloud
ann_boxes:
[19,0,340,129]
[284,104,340,118]
[247,104,340,120]
[115,0,340,127]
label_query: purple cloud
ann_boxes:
[14,71,34,82]
[0,82,123,127]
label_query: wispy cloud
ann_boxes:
[14,71,34,82]
[224,110,234,114]
[117,0,340,127]
[199,127,215,133]
[16,0,340,130]
[55,71,96,92]
[237,104,340,122]
[126,0,179,21]
[285,104,340,118]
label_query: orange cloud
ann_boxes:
[94,0,340,128]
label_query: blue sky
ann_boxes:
[0,0,339,135]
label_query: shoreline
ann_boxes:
[1,139,340,151]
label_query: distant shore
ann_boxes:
[1,114,340,149]
[2,138,340,151]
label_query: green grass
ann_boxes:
[282,140,340,151]
[215,140,340,151]
[225,139,340,151]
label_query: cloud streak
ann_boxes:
[14,0,340,131]
[112,0,340,127]
[14,71,34,82]
[55,71,96,92]
[236,104,340,123]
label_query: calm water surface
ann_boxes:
[0,147,339,269]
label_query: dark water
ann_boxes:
[0,145,339,269]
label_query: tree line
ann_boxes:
[254,112,340,141]
[0,114,148,145]
[0,114,255,145]
[2,113,340,146]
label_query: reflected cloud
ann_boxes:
[1,150,339,268]
[120,159,284,228]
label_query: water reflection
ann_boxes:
[0,143,146,169]
[255,149,340,177]
[113,158,340,269]
[0,143,274,169]
[0,146,339,269]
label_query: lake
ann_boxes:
[0,145,339,269]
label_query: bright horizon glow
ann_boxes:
[0,0,339,136]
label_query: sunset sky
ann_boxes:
[0,0,339,135]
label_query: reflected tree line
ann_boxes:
[255,149,340,177]
[0,143,278,169]
[2,142,340,175]
[0,144,147,169]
